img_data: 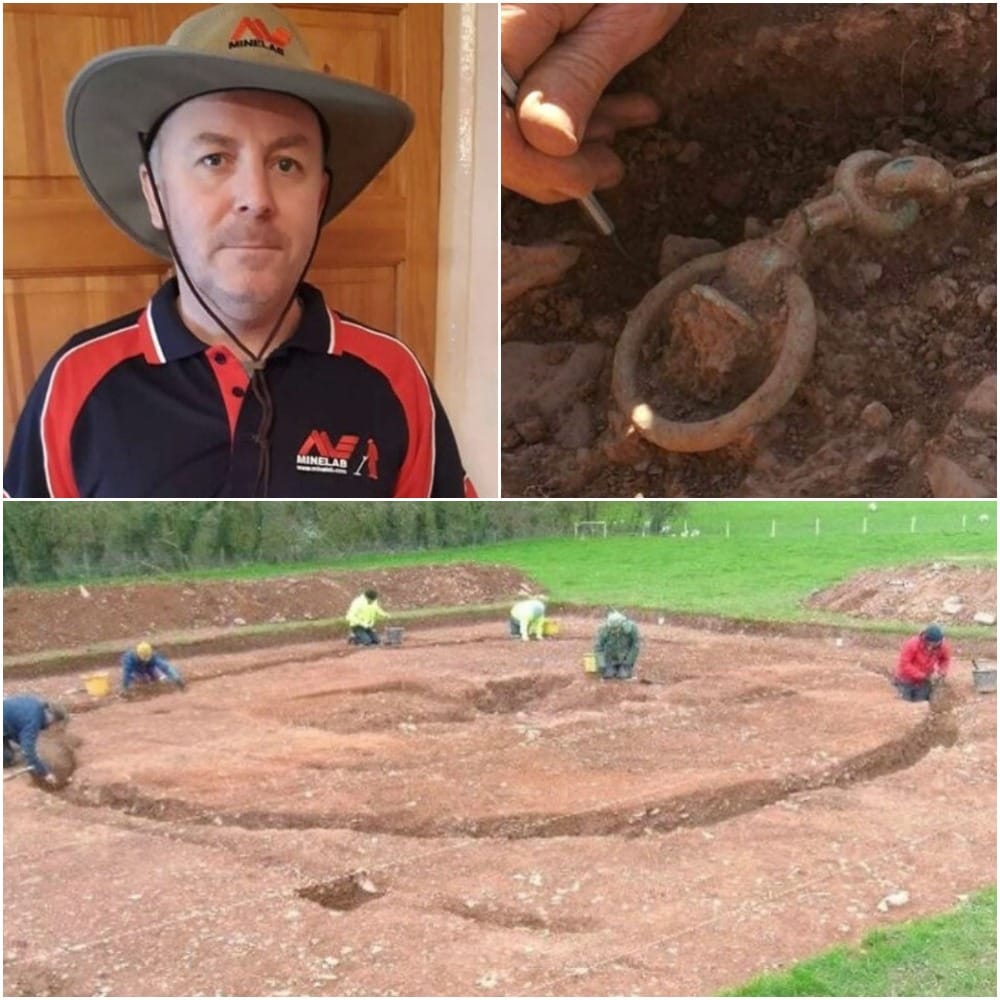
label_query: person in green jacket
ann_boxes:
[594,610,641,680]
[346,588,390,646]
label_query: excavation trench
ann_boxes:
[59,698,957,839]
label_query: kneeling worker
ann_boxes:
[121,641,186,694]
[3,695,68,785]
[893,623,950,701]
[347,589,389,645]
[510,597,546,641]
[595,611,641,680]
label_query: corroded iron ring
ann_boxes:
[834,150,921,238]
[612,252,816,453]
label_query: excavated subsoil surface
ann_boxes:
[501,3,997,497]
[3,567,996,996]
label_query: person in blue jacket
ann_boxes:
[121,641,185,694]
[3,695,68,784]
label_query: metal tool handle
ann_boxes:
[501,65,519,105]
[501,63,615,239]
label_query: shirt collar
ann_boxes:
[143,279,333,363]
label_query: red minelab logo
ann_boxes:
[296,430,379,479]
[228,17,291,55]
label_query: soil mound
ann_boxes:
[807,562,996,623]
[2,564,539,657]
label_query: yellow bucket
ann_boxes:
[583,653,598,674]
[542,618,559,637]
[82,671,110,697]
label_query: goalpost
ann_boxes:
[574,521,608,539]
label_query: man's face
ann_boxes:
[140,90,328,323]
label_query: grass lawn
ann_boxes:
[725,886,997,996]
[24,502,995,634]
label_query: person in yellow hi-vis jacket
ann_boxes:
[509,597,546,641]
[346,589,390,646]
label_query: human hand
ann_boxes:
[501,3,685,203]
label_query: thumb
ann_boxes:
[517,6,672,156]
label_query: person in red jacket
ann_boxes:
[893,624,951,701]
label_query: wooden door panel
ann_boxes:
[311,266,398,334]
[3,6,145,177]
[3,3,441,458]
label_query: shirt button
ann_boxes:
[214,352,227,365]
[232,386,245,398]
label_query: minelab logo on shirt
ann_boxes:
[296,430,380,480]
[228,17,291,55]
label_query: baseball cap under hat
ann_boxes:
[64,3,414,259]
[922,624,944,644]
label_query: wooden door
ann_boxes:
[3,2,442,456]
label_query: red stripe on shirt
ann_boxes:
[205,344,250,443]
[329,313,436,497]
[41,320,156,497]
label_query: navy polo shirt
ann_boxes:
[4,280,476,498]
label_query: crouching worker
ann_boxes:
[510,597,546,641]
[595,611,641,680]
[893,623,950,702]
[121,641,185,695]
[347,589,389,646]
[3,695,68,785]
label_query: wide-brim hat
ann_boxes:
[64,3,414,259]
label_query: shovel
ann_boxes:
[3,766,33,782]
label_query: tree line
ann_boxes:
[3,501,678,586]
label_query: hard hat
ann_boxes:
[606,611,628,628]
[136,641,154,661]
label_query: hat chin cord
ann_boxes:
[139,141,331,497]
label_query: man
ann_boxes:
[594,609,641,680]
[346,589,390,646]
[121,641,186,694]
[3,695,68,785]
[501,4,685,202]
[4,3,475,498]
[510,596,547,641]
[893,624,951,702]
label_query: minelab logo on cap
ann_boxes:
[229,17,291,55]
[296,430,380,480]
